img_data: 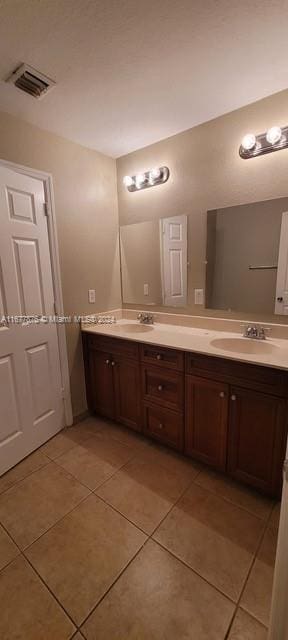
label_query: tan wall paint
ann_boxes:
[120,220,162,305]
[117,89,288,323]
[0,109,121,417]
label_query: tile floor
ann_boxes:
[0,415,279,639]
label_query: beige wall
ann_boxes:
[0,109,121,418]
[117,88,288,322]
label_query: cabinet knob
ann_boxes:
[158,423,163,430]
[231,394,237,401]
[219,391,225,398]
[158,384,163,391]
[105,359,110,365]
[156,354,162,360]
[111,361,116,367]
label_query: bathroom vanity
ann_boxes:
[82,320,288,497]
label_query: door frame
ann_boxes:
[0,157,73,427]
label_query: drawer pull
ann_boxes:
[158,385,163,391]
[219,391,225,398]
[231,394,237,401]
[158,423,164,430]
[156,354,162,360]
[105,359,110,365]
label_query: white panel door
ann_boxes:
[275,211,288,315]
[161,215,187,306]
[0,166,64,475]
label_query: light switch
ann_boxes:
[194,288,204,305]
[88,289,96,303]
[144,283,149,296]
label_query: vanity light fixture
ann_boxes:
[123,166,170,192]
[239,125,287,159]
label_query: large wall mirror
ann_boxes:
[119,196,288,315]
[120,215,188,306]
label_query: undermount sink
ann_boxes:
[210,337,278,355]
[110,323,154,334]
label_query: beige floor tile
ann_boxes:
[0,449,50,494]
[241,527,277,626]
[0,556,75,639]
[97,455,193,534]
[73,634,85,640]
[139,441,202,482]
[56,432,135,490]
[0,523,19,571]
[40,421,103,461]
[228,609,267,639]
[153,483,264,601]
[268,502,281,532]
[196,469,273,521]
[27,494,146,626]
[82,540,234,640]
[0,463,90,549]
[99,421,150,449]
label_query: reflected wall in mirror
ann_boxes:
[120,214,187,306]
[205,197,288,315]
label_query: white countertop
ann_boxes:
[82,319,288,371]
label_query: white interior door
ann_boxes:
[161,215,187,306]
[275,211,288,315]
[0,166,64,476]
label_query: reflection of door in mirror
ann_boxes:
[160,215,188,306]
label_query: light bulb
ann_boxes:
[266,126,282,145]
[149,167,161,183]
[241,133,256,151]
[135,173,146,189]
[123,175,133,188]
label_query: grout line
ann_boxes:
[0,457,51,498]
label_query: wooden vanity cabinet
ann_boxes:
[82,333,141,431]
[83,332,288,497]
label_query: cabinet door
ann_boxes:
[114,357,142,432]
[88,349,115,419]
[228,387,286,496]
[185,376,229,470]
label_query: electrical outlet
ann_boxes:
[144,283,149,296]
[194,288,204,305]
[88,289,96,304]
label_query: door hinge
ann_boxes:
[61,387,66,400]
[43,202,49,217]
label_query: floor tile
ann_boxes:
[73,634,85,640]
[97,455,193,534]
[228,609,267,639]
[82,540,234,640]
[139,441,202,483]
[240,526,277,626]
[40,421,103,460]
[0,555,75,639]
[0,449,50,495]
[196,469,273,520]
[0,463,90,548]
[97,420,150,450]
[0,523,19,571]
[153,482,264,601]
[268,502,281,532]
[56,431,135,490]
[27,494,146,626]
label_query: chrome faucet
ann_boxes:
[241,324,270,340]
[137,312,154,325]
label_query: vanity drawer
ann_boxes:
[86,333,139,361]
[142,365,184,412]
[143,403,183,450]
[140,344,184,371]
[185,352,288,397]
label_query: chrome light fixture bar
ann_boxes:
[239,125,288,159]
[123,166,170,191]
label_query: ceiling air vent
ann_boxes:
[6,64,56,99]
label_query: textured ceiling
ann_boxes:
[0,0,288,157]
